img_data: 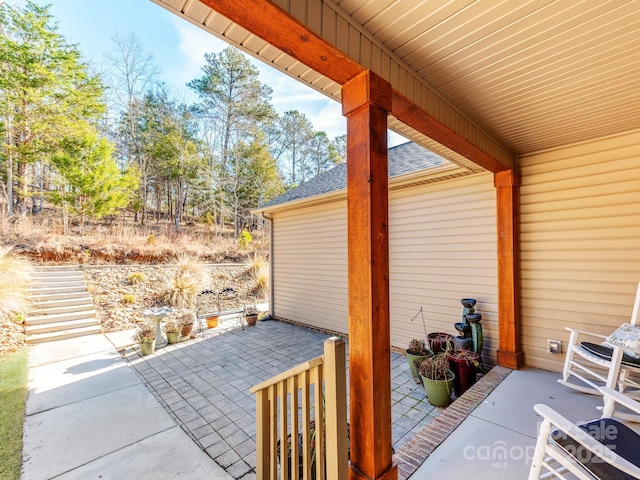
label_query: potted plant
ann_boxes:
[406,339,433,381]
[447,349,480,397]
[427,332,455,354]
[163,320,181,344]
[132,322,156,356]
[245,305,259,326]
[178,313,194,337]
[418,353,455,407]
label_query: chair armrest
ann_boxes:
[600,387,640,415]
[564,327,607,340]
[534,404,640,478]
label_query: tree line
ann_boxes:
[0,1,345,237]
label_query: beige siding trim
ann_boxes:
[519,130,640,371]
[272,173,498,364]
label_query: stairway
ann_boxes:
[26,266,101,344]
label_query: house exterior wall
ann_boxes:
[271,173,499,364]
[519,130,640,371]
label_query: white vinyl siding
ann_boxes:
[519,130,640,371]
[272,173,498,363]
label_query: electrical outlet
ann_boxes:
[547,339,562,355]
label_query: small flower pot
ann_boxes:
[139,340,156,356]
[166,332,180,344]
[206,316,220,329]
[406,350,433,379]
[245,314,258,326]
[180,324,193,337]
[427,332,455,354]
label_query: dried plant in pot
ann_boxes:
[427,332,455,354]
[245,305,259,326]
[178,313,195,337]
[447,349,480,397]
[163,320,182,344]
[406,339,434,381]
[132,322,156,356]
[418,353,455,407]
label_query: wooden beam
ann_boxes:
[198,0,363,85]
[342,71,397,480]
[495,170,524,369]
[391,91,510,173]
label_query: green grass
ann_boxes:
[0,349,28,480]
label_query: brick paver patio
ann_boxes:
[125,319,508,479]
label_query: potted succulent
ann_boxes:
[447,349,480,397]
[132,322,156,356]
[178,313,195,337]
[163,320,181,344]
[406,339,434,381]
[245,305,259,326]
[418,353,455,407]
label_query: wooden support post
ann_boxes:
[342,70,397,480]
[495,170,524,369]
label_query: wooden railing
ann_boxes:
[250,337,348,480]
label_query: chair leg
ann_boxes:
[606,346,624,390]
[561,329,579,382]
[528,417,552,480]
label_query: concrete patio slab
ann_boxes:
[26,349,138,415]
[23,384,175,480]
[57,426,230,480]
[28,333,113,367]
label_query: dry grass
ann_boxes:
[0,247,32,317]
[158,254,208,309]
[0,208,267,264]
[252,267,269,295]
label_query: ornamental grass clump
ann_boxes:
[159,254,207,309]
[0,246,32,318]
[163,321,181,335]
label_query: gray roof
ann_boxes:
[260,142,447,209]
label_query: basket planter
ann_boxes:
[206,316,220,329]
[421,371,455,407]
[139,340,156,356]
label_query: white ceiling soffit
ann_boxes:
[151,0,640,163]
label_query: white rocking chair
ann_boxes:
[558,282,640,408]
[529,387,640,480]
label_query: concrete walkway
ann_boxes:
[22,333,232,480]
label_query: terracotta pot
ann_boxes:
[245,314,258,326]
[180,324,193,337]
[206,316,219,329]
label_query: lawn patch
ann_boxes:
[0,348,28,479]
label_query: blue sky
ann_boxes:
[40,0,354,139]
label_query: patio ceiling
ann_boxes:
[151,0,640,169]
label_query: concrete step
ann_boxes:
[27,309,96,326]
[25,317,100,335]
[26,325,102,344]
[29,302,94,317]
[29,295,93,310]
[33,266,79,272]
[28,285,88,295]
[31,279,85,289]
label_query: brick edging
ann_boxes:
[393,365,513,479]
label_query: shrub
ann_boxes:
[238,229,252,248]
[127,272,147,284]
[0,247,32,318]
[252,267,269,295]
[247,252,267,274]
[159,254,207,309]
[122,294,135,304]
[163,321,181,334]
